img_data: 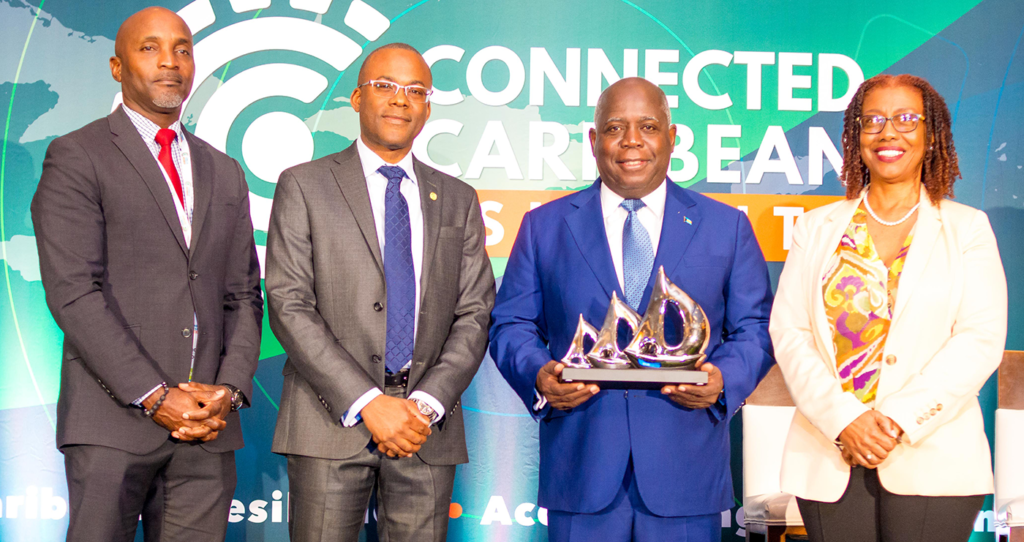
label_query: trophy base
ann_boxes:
[561,367,708,390]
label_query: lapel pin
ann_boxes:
[683,216,692,225]
[430,192,437,201]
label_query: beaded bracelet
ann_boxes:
[144,382,169,418]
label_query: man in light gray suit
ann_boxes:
[266,43,494,542]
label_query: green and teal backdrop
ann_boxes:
[1,0,1022,540]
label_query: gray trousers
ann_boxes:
[287,387,457,542]
[63,439,236,542]
[796,466,985,542]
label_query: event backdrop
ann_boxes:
[1,0,1022,540]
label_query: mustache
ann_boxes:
[153,72,184,84]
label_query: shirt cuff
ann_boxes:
[133,383,165,407]
[408,391,445,426]
[533,388,548,411]
[341,388,383,427]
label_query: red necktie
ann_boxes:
[155,128,184,207]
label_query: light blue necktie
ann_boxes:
[378,165,415,374]
[621,199,654,310]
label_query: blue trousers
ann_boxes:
[547,458,721,542]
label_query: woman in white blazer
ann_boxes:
[770,73,1007,541]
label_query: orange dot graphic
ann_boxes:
[449,503,463,519]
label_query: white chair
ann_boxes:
[995,351,1024,542]
[742,365,805,542]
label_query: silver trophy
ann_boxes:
[624,266,709,369]
[560,315,599,369]
[586,292,641,369]
[560,267,710,387]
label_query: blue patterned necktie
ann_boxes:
[379,165,416,374]
[621,198,654,310]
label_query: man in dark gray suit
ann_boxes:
[31,7,263,542]
[266,43,494,542]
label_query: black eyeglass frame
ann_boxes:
[858,113,926,134]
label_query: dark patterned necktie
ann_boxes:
[378,165,415,374]
[621,198,654,310]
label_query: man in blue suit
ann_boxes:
[489,78,774,541]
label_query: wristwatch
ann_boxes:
[220,384,244,412]
[411,398,439,425]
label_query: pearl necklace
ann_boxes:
[863,190,920,226]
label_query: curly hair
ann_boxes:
[840,74,960,204]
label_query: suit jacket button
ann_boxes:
[929,408,937,416]
[182,328,191,338]
[916,417,924,425]
[371,355,381,364]
[373,302,383,312]
[189,271,199,280]
[885,355,896,365]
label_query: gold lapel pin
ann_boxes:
[430,192,437,201]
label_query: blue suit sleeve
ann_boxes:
[489,211,556,419]
[706,211,775,422]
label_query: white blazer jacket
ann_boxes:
[770,186,1007,501]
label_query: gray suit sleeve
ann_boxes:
[265,169,379,413]
[412,193,495,413]
[213,159,265,404]
[31,136,168,404]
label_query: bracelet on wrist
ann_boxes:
[144,382,169,418]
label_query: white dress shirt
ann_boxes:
[122,104,198,405]
[534,179,668,410]
[342,137,444,427]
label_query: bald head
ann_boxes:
[594,77,671,126]
[110,6,195,128]
[114,7,191,59]
[358,43,429,86]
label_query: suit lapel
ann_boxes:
[891,186,941,324]
[415,159,442,305]
[331,144,384,277]
[564,181,621,301]
[108,107,188,256]
[811,196,862,376]
[645,181,699,308]
[185,130,212,258]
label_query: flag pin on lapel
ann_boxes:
[430,192,437,201]
[684,216,692,225]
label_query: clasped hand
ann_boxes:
[141,382,232,442]
[361,395,431,459]
[838,411,903,469]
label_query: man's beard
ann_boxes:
[152,91,185,109]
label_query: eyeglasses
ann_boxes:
[358,80,432,103]
[858,113,925,134]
